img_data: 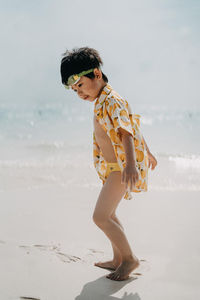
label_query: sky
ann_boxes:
[0,0,199,110]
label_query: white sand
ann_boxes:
[0,185,200,300]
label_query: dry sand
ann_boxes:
[0,185,200,300]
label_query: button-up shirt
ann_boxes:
[93,84,148,200]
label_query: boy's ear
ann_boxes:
[94,68,102,79]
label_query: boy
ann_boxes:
[60,47,157,281]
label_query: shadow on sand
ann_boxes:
[75,275,141,300]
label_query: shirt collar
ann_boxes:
[95,84,113,106]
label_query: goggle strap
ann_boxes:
[64,68,95,89]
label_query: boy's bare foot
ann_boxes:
[106,257,140,281]
[94,260,121,270]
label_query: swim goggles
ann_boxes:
[64,68,95,89]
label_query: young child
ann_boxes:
[60,47,157,281]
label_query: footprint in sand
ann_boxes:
[88,248,104,254]
[20,297,40,300]
[56,252,81,263]
[33,244,81,263]
[33,244,60,252]
[19,244,82,264]
[19,244,60,253]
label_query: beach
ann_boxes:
[1,0,200,298]
[1,180,200,299]
[0,102,200,299]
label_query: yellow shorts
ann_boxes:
[105,162,121,178]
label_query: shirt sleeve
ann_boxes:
[105,97,133,138]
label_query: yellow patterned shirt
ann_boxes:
[93,84,148,200]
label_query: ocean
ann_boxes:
[0,100,200,193]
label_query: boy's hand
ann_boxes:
[147,151,157,170]
[121,163,139,191]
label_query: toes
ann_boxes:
[106,271,120,280]
[112,273,118,280]
[107,272,114,278]
[94,262,102,267]
[115,274,129,281]
[115,273,121,280]
[106,272,115,279]
[106,272,130,281]
[111,273,117,280]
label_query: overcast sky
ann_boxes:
[0,0,199,110]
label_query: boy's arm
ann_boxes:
[120,129,136,166]
[118,128,139,190]
[142,135,158,170]
[118,129,157,189]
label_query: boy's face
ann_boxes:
[71,68,105,102]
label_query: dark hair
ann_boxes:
[60,47,108,85]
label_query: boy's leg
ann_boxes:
[94,212,124,270]
[93,171,139,280]
[110,213,124,262]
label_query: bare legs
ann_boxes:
[94,214,123,270]
[93,171,139,280]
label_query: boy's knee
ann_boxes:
[111,212,117,220]
[92,211,109,227]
